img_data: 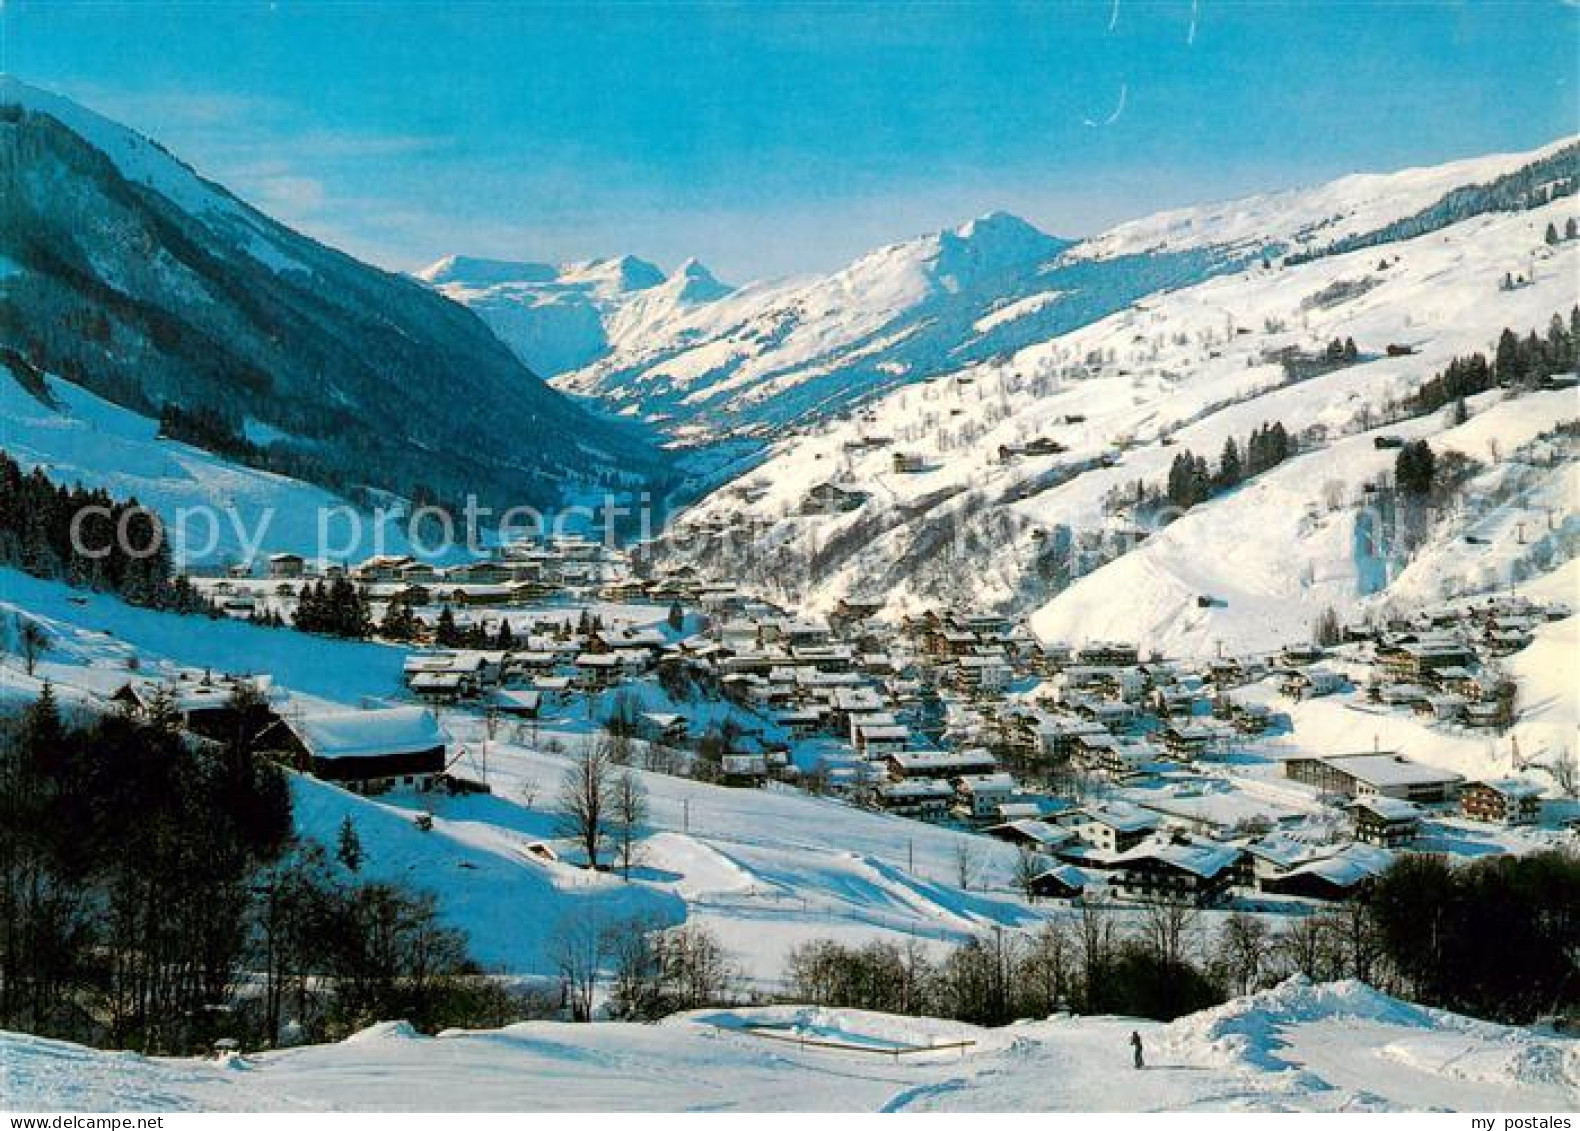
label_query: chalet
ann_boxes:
[1281,666,1345,699]
[854,722,911,758]
[720,754,769,788]
[1413,692,1468,723]
[1460,778,1541,825]
[1227,699,1273,734]
[408,670,470,703]
[771,710,821,739]
[1260,843,1393,901]
[1432,666,1485,699]
[1350,796,1421,847]
[1160,722,1222,761]
[1377,638,1476,683]
[955,772,1018,823]
[891,452,926,473]
[352,554,416,583]
[573,652,622,689]
[267,552,305,579]
[876,779,954,820]
[986,819,1076,853]
[1027,864,1087,901]
[1038,718,1109,761]
[641,712,689,745]
[491,688,542,719]
[113,676,278,745]
[395,561,439,584]
[886,748,997,780]
[1280,643,1326,667]
[1077,641,1139,666]
[954,654,1011,692]
[802,482,867,514]
[1109,836,1241,906]
[1068,803,1160,854]
[1284,752,1463,803]
[273,706,446,793]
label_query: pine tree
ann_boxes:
[667,602,685,633]
[435,605,461,648]
[336,815,364,872]
[495,618,516,650]
[1545,221,1560,246]
[1217,437,1242,490]
[1396,440,1436,497]
[380,599,417,641]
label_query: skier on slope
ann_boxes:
[1130,1029,1144,1069]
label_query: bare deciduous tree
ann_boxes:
[1216,912,1270,996]
[611,769,648,879]
[548,911,607,1022]
[557,736,616,870]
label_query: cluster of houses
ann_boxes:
[192,536,638,619]
[1345,595,1570,728]
[165,546,1564,910]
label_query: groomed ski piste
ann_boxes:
[4,978,1576,1112]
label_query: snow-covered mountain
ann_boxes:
[0,77,663,511]
[516,141,1573,448]
[416,253,732,377]
[548,211,1186,443]
[8,977,1575,1111]
[657,138,1580,657]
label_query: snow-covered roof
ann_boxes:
[1081,802,1161,834]
[292,706,445,761]
[1465,777,1543,799]
[1117,836,1241,879]
[1328,754,1463,789]
[1350,796,1422,821]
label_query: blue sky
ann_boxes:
[5,1,1577,280]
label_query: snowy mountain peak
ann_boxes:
[573,254,668,293]
[415,254,560,287]
[665,256,732,301]
[934,210,1071,285]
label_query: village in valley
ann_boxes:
[3,13,1580,1108]
[146,525,1577,917]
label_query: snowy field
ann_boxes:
[5,979,1575,1112]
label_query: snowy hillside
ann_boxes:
[534,140,1573,447]
[417,253,732,377]
[1072,138,1578,263]
[659,172,1580,659]
[1,370,442,565]
[6,978,1575,1111]
[0,77,662,510]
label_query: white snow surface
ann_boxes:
[4,979,1574,1111]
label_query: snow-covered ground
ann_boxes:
[5,979,1574,1112]
[1,372,440,567]
[660,176,1579,658]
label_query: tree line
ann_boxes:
[0,449,207,612]
[1126,420,1293,517]
[778,848,1578,1027]
[1410,308,1579,417]
[0,686,508,1054]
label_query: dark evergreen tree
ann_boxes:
[1396,440,1437,497]
[434,605,461,648]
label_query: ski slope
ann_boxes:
[5,979,1573,1112]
